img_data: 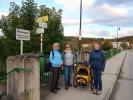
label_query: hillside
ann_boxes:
[64,36,104,44]
[64,36,133,44]
[118,36,133,43]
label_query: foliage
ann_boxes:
[38,5,64,51]
[102,39,113,51]
[120,42,128,50]
[0,0,64,69]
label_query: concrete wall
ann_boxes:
[0,83,6,96]
[7,54,40,100]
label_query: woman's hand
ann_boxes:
[61,65,64,71]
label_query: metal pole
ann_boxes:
[79,0,82,51]
[117,28,118,49]
[40,33,43,52]
[20,40,23,55]
[117,27,120,49]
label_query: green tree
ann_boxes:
[20,0,38,30]
[120,42,128,50]
[0,2,20,58]
[19,0,39,53]
[38,5,64,51]
[0,0,64,64]
[102,39,113,51]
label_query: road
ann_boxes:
[111,50,133,100]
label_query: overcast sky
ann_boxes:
[0,0,133,38]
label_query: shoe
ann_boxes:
[96,91,102,95]
[51,90,58,94]
[92,89,97,94]
[55,87,61,90]
[69,84,72,87]
[65,86,69,90]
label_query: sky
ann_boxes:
[0,0,133,38]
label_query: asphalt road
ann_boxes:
[111,50,133,100]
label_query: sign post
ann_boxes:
[36,16,48,53]
[21,40,23,55]
[40,33,43,52]
[16,29,30,55]
[36,28,44,34]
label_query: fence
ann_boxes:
[40,52,52,84]
[104,49,121,59]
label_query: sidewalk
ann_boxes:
[41,51,127,100]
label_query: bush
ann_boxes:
[102,40,113,51]
[120,42,128,50]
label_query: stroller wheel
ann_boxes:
[73,75,78,88]
[73,66,77,74]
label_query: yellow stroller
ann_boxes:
[73,62,94,90]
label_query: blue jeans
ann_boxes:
[92,68,102,91]
[64,65,73,87]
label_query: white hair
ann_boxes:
[53,42,59,49]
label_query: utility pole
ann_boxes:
[117,27,120,49]
[79,0,82,51]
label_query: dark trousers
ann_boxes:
[92,68,102,91]
[51,67,60,91]
[64,65,73,87]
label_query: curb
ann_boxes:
[103,51,127,100]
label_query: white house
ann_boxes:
[112,42,129,49]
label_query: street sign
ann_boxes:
[36,28,44,34]
[42,16,48,22]
[39,22,47,28]
[36,17,42,23]
[36,15,48,23]
[16,29,30,41]
[16,29,30,55]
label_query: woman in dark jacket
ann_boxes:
[89,42,106,95]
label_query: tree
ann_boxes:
[0,2,20,59]
[0,0,64,65]
[38,6,64,51]
[102,40,113,51]
[19,0,39,53]
[20,0,38,30]
[120,42,128,50]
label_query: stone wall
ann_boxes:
[7,54,40,100]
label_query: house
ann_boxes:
[112,42,129,49]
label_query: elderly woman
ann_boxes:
[49,43,63,93]
[89,42,106,95]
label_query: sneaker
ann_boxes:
[65,86,69,90]
[55,87,61,90]
[51,90,58,94]
[92,89,97,94]
[69,83,72,87]
[96,91,102,95]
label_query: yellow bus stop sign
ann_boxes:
[36,16,48,23]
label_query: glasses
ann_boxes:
[54,45,59,48]
[66,46,70,48]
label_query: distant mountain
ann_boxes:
[118,36,133,44]
[64,36,133,44]
[64,36,104,44]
